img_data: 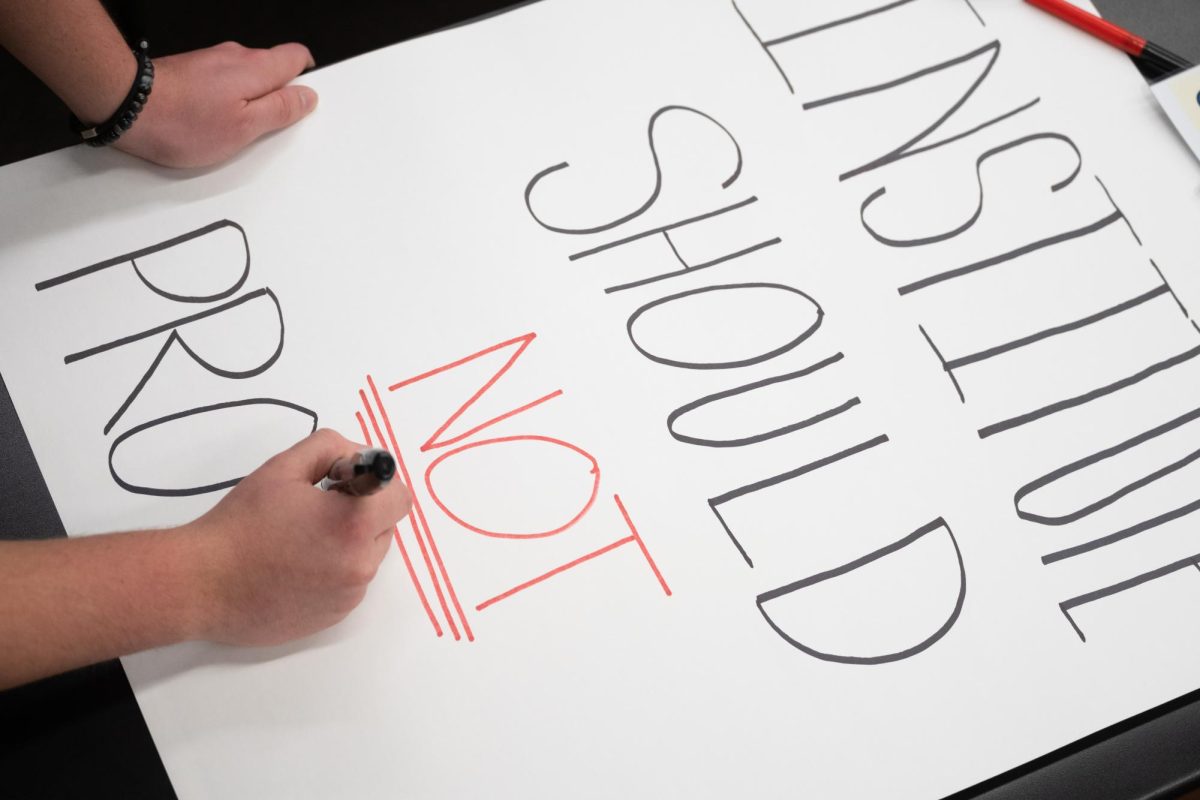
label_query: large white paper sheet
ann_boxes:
[3,0,1200,797]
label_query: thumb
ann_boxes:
[244,84,318,141]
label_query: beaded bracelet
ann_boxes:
[74,39,155,147]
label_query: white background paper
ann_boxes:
[3,1,1200,797]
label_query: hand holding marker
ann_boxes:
[319,448,396,496]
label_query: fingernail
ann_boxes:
[306,54,316,69]
[299,87,318,111]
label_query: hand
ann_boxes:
[116,41,319,168]
[187,429,412,646]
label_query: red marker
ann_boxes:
[1025,0,1192,79]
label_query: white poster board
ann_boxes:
[3,0,1200,796]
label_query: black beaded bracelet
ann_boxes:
[73,39,155,147]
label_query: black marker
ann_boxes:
[318,448,396,497]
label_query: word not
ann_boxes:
[358,332,670,641]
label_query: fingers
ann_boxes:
[342,487,405,589]
[381,480,413,530]
[371,524,394,561]
[269,429,412,582]
[363,502,401,582]
[247,43,315,97]
[244,84,319,141]
[236,42,318,140]
[347,480,412,539]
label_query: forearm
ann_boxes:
[0,528,211,690]
[0,0,134,123]
[0,429,409,689]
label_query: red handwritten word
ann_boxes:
[357,331,671,641]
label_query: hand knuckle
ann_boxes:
[260,448,289,471]
[233,109,258,140]
[344,559,376,587]
[312,427,341,447]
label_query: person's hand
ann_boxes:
[116,41,319,168]
[186,428,412,646]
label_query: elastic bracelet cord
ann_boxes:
[73,39,155,147]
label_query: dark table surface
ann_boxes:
[2,2,1200,798]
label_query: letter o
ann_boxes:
[626,282,824,370]
[424,435,601,539]
[109,398,318,496]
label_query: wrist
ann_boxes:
[155,522,226,643]
[66,45,138,126]
[113,56,181,165]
